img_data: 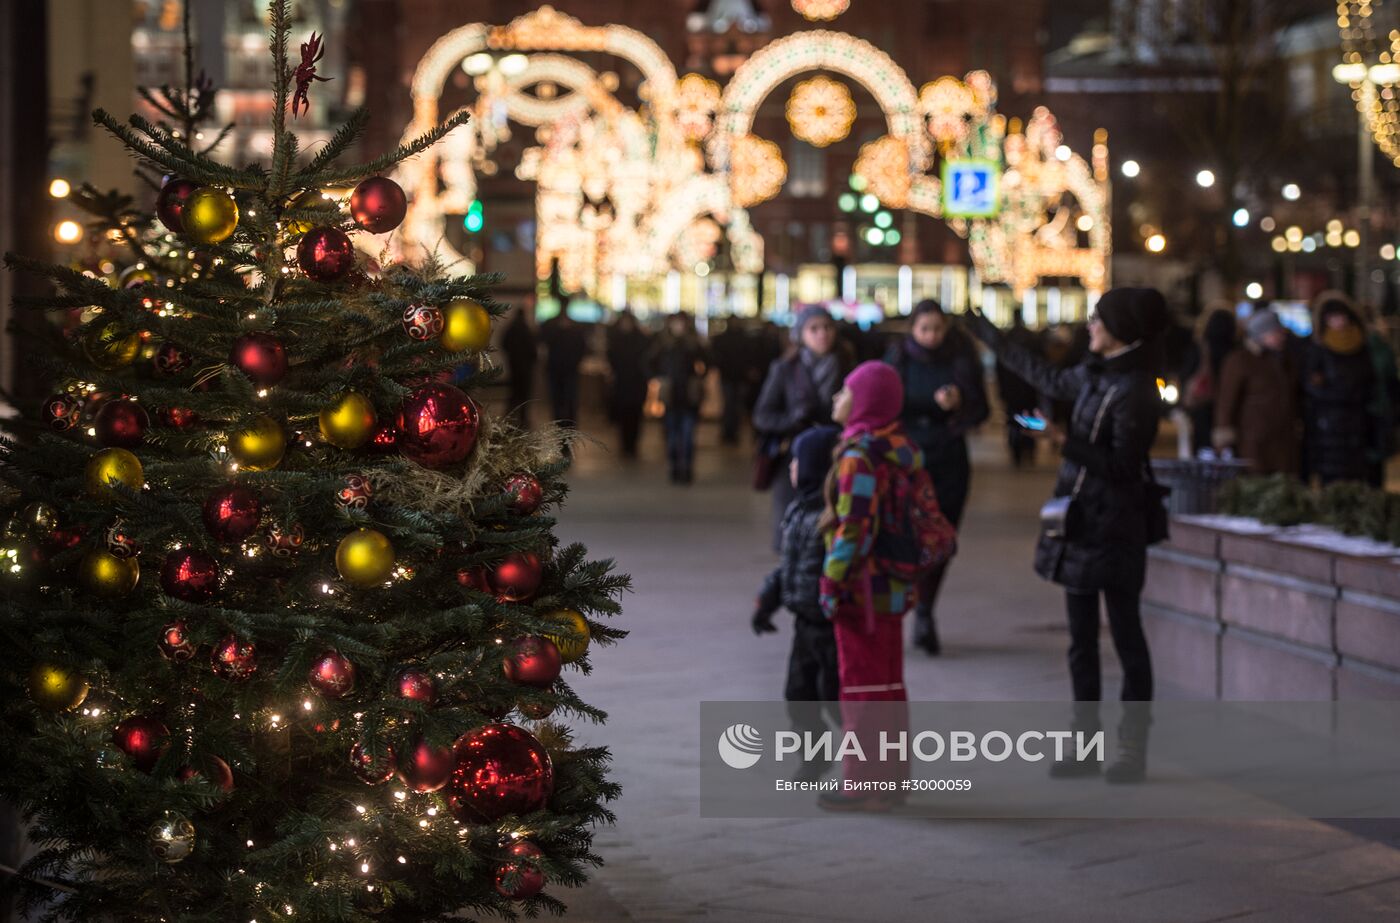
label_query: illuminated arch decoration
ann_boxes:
[397,10,1109,299]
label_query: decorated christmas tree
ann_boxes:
[0,4,625,919]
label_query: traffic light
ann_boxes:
[463,200,484,233]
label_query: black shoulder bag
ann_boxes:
[1038,385,1118,542]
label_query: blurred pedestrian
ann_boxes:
[539,303,589,428]
[884,300,988,656]
[1304,293,1375,485]
[649,313,710,484]
[1360,307,1400,487]
[971,288,1170,784]
[606,309,651,459]
[502,300,537,428]
[1182,304,1239,455]
[711,316,749,445]
[752,424,843,776]
[1212,308,1298,475]
[997,313,1042,467]
[753,306,855,551]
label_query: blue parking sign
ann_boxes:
[941,159,1001,218]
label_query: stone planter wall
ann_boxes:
[1143,517,1400,700]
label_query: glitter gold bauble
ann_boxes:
[228,416,286,471]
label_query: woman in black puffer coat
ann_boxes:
[970,288,1169,785]
[1303,293,1375,485]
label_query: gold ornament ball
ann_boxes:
[336,528,395,588]
[319,391,376,449]
[148,812,196,864]
[544,609,591,663]
[79,548,140,597]
[228,415,286,471]
[83,319,140,371]
[85,448,144,501]
[183,188,239,244]
[27,662,89,711]
[439,299,492,353]
[284,189,327,237]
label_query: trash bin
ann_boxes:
[1150,459,1252,515]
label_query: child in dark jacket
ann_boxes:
[753,425,843,750]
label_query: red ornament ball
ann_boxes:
[211,634,257,681]
[393,668,438,706]
[112,715,170,773]
[156,179,200,233]
[105,519,141,559]
[402,304,444,341]
[350,740,396,784]
[160,406,199,430]
[202,485,262,543]
[489,552,543,603]
[309,651,356,699]
[265,522,305,557]
[177,755,234,793]
[456,565,490,593]
[335,474,372,511]
[503,636,561,689]
[397,738,454,793]
[349,176,407,234]
[159,621,195,662]
[297,226,355,282]
[518,699,556,721]
[494,840,546,900]
[447,723,554,823]
[160,548,219,602]
[229,332,287,386]
[41,393,82,432]
[153,342,191,375]
[503,473,543,515]
[94,400,149,448]
[396,383,480,468]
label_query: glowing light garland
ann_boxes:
[793,0,851,23]
[1337,0,1400,166]
[675,73,722,141]
[729,134,788,207]
[785,75,856,147]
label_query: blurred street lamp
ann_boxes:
[1245,282,1264,299]
[53,220,82,244]
[1333,61,1377,296]
[1145,233,1166,253]
[1120,159,1140,178]
[48,178,70,198]
[1281,183,1301,201]
[1195,169,1215,188]
[1232,207,1249,227]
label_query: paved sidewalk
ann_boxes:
[552,421,1400,922]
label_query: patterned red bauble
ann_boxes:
[456,565,490,592]
[160,548,219,602]
[393,668,438,705]
[367,421,399,454]
[402,304,444,341]
[446,723,554,823]
[229,332,287,386]
[153,342,191,375]
[503,473,543,515]
[160,406,199,430]
[488,552,542,603]
[202,486,262,543]
[211,634,257,681]
[156,179,200,233]
[335,474,372,511]
[494,840,546,900]
[349,176,407,234]
[105,519,141,559]
[396,383,480,468]
[159,621,195,662]
[94,400,149,448]
[350,740,396,784]
[297,227,355,282]
[309,651,356,699]
[41,393,82,432]
[397,738,454,793]
[265,522,305,557]
[503,636,561,689]
[177,755,234,792]
[112,715,170,773]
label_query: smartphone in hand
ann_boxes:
[1013,413,1048,432]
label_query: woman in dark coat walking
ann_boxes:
[753,306,855,550]
[606,310,651,458]
[648,313,710,484]
[970,288,1169,784]
[884,300,988,655]
[1303,293,1376,485]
